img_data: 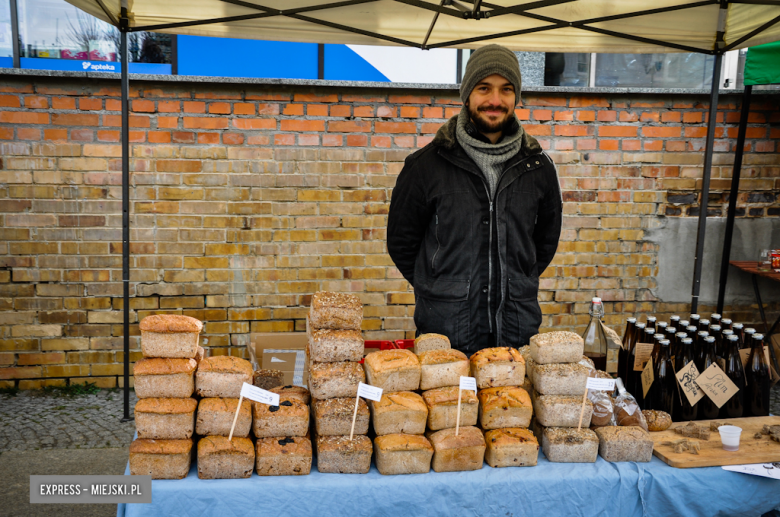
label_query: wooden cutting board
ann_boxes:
[652,416,780,468]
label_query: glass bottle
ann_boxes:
[646,317,657,331]
[697,336,720,420]
[709,324,723,366]
[720,334,745,419]
[670,315,681,327]
[673,337,698,422]
[710,313,722,327]
[674,331,688,365]
[699,318,710,334]
[657,321,668,335]
[732,323,744,347]
[694,331,709,374]
[721,318,733,331]
[744,328,756,347]
[619,318,637,382]
[627,323,647,407]
[651,340,675,415]
[679,319,690,330]
[582,297,608,371]
[745,333,770,417]
[652,333,665,364]
[636,328,654,407]
[719,329,733,368]
[689,314,701,330]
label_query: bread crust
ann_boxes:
[139,314,203,333]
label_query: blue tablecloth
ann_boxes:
[117,451,780,517]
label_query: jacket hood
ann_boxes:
[432,114,543,157]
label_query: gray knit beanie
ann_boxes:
[460,44,522,106]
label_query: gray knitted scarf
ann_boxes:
[455,108,524,199]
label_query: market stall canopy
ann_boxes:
[66,0,780,53]
[744,41,780,85]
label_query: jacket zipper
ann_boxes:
[431,214,440,272]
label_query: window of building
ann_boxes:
[594,53,714,89]
[544,53,590,87]
[0,0,11,62]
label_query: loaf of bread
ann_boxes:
[135,397,197,440]
[529,331,584,365]
[129,438,192,479]
[195,397,252,438]
[309,291,363,330]
[413,334,451,355]
[594,426,653,462]
[313,397,369,436]
[532,391,593,428]
[194,346,205,365]
[197,436,255,479]
[253,396,310,438]
[422,386,478,431]
[308,328,364,363]
[364,349,421,392]
[270,385,311,405]
[532,362,589,396]
[308,361,365,399]
[253,369,285,390]
[316,435,372,474]
[542,427,599,463]
[369,391,427,436]
[484,428,539,468]
[374,434,434,475]
[139,315,202,359]
[641,410,672,432]
[477,386,533,430]
[196,356,253,398]
[256,436,312,476]
[470,347,525,389]
[418,349,469,390]
[133,358,197,399]
[429,426,486,472]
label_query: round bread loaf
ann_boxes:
[642,410,672,432]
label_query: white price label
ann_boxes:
[357,382,383,402]
[586,377,616,391]
[459,376,477,392]
[240,383,280,406]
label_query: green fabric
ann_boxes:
[744,41,780,86]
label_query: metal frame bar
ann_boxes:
[577,25,715,54]
[318,43,325,79]
[723,13,780,51]
[428,22,562,48]
[120,10,132,422]
[288,13,423,47]
[95,0,119,25]
[9,0,19,67]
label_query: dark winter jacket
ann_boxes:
[387,115,563,355]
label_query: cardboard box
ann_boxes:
[251,333,308,387]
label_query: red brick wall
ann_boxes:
[0,75,778,388]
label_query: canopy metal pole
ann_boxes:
[690,52,722,315]
[120,10,132,423]
[716,85,752,314]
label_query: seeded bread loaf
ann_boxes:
[139,315,202,359]
[422,386,478,431]
[594,426,653,462]
[484,427,539,468]
[364,349,421,392]
[196,356,253,398]
[308,328,364,363]
[309,291,363,330]
[469,347,525,389]
[129,438,193,479]
[532,362,589,396]
[529,331,584,365]
[429,426,486,472]
[253,369,285,391]
[197,436,255,479]
[133,358,197,399]
[478,386,533,429]
[195,397,252,438]
[641,410,672,432]
[369,391,427,436]
[313,397,369,436]
[316,435,372,474]
[253,395,310,438]
[256,436,312,476]
[308,361,365,399]
[270,385,311,405]
[542,427,599,463]
[413,334,451,355]
[135,397,197,440]
[532,391,593,428]
[374,434,434,475]
[418,349,469,390]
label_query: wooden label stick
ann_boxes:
[577,390,588,432]
[457,376,477,437]
[228,394,243,442]
[352,382,383,441]
[231,382,280,441]
[349,395,360,441]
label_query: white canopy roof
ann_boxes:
[67,0,780,54]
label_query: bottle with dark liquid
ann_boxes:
[673,331,687,365]
[673,337,698,421]
[657,321,668,335]
[646,317,657,331]
[626,322,645,399]
[689,314,701,330]
[720,334,745,419]
[581,297,608,371]
[619,318,637,382]
[670,315,681,327]
[710,313,722,327]
[636,328,654,407]
[652,333,665,364]
[721,318,732,331]
[744,328,756,348]
[732,323,744,347]
[709,324,723,366]
[697,336,720,420]
[679,319,690,330]
[719,329,733,368]
[651,339,675,414]
[745,333,770,417]
[694,331,709,374]
[699,318,710,334]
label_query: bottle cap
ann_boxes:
[705,336,715,343]
[670,315,680,321]
[727,335,739,341]
[676,332,687,338]
[636,323,646,328]
[754,333,764,340]
[627,317,636,323]
[658,322,668,328]
[722,329,734,335]
[690,314,700,320]
[654,334,665,341]
[722,318,732,325]
[733,323,743,329]
[687,326,697,333]
[592,297,602,303]
[697,331,709,337]
[648,317,657,322]
[679,320,690,327]
[700,319,710,325]
[711,314,721,320]
[667,327,676,335]
[682,338,693,344]
[660,340,670,346]
[710,325,721,332]
[745,328,756,334]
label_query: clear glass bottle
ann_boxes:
[582,297,608,371]
[745,333,770,417]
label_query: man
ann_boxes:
[387,44,562,355]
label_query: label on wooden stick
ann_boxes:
[695,363,740,408]
[357,382,383,402]
[633,343,654,371]
[459,376,477,392]
[240,383,280,406]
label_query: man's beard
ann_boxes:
[467,103,514,134]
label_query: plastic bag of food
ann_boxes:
[587,370,616,427]
[613,378,648,431]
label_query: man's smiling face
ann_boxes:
[466,74,516,136]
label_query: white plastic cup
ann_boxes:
[718,425,742,452]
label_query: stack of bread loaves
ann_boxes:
[130,315,204,479]
[528,331,599,463]
[306,291,369,474]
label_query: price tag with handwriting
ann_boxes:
[695,363,739,408]
[641,356,654,398]
[675,361,704,406]
[633,343,654,372]
[586,377,616,392]
[357,382,383,402]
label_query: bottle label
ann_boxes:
[633,343,654,371]
[641,357,654,398]
[738,346,771,370]
[675,361,704,406]
[694,363,740,409]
